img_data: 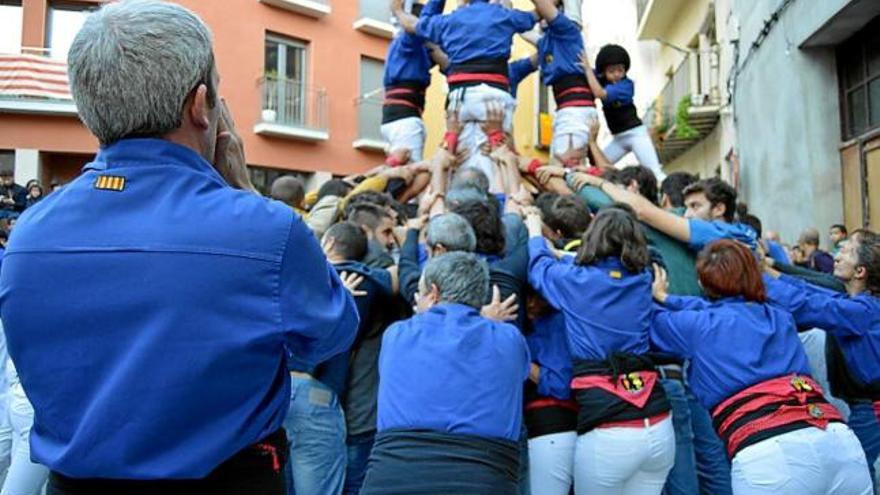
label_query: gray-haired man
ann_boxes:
[362,252,530,493]
[0,1,358,494]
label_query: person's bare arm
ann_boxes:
[571,173,690,242]
[391,0,419,33]
[426,42,450,72]
[579,51,607,100]
[587,119,613,170]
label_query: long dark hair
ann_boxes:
[575,206,649,272]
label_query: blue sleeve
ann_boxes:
[537,363,571,399]
[420,0,446,17]
[650,306,702,358]
[509,57,537,88]
[764,274,873,338]
[415,13,447,45]
[603,78,634,104]
[398,228,423,305]
[686,218,727,251]
[279,215,359,369]
[508,9,538,33]
[767,241,791,266]
[528,236,573,311]
[546,12,579,38]
[572,183,614,212]
[503,213,528,255]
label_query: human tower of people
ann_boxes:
[0,0,878,495]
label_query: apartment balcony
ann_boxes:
[258,0,330,18]
[352,93,387,152]
[254,76,329,142]
[0,49,77,116]
[637,0,691,41]
[354,0,395,39]
[642,45,721,164]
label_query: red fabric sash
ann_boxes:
[525,398,579,412]
[712,375,843,457]
[570,371,658,409]
[447,72,510,86]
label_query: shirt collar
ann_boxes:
[428,302,481,318]
[85,138,223,181]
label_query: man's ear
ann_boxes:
[854,265,868,282]
[429,283,441,302]
[188,83,211,130]
[711,202,726,221]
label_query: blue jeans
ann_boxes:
[343,430,375,495]
[849,402,880,487]
[518,424,530,495]
[688,390,732,495]
[283,376,346,495]
[660,378,699,495]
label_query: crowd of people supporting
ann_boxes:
[0,0,877,495]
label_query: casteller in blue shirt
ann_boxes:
[378,302,530,441]
[528,236,653,361]
[0,138,359,479]
[537,12,584,87]
[415,0,537,66]
[652,295,812,410]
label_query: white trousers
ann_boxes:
[380,116,426,163]
[448,84,516,189]
[730,423,872,495]
[574,416,675,495]
[602,125,665,180]
[0,363,46,495]
[550,106,599,158]
[730,423,873,495]
[528,431,576,495]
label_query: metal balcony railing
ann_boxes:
[359,0,392,23]
[643,44,721,162]
[355,93,385,143]
[257,76,328,132]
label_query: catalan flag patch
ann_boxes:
[609,270,622,279]
[94,175,126,192]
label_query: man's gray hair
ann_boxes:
[427,213,477,253]
[422,252,489,309]
[799,228,821,247]
[68,0,215,145]
[451,168,490,193]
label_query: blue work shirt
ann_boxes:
[527,310,572,400]
[510,56,537,98]
[765,274,880,386]
[603,76,634,104]
[537,13,583,86]
[528,236,653,361]
[378,303,530,441]
[416,0,537,66]
[383,0,445,87]
[688,218,757,251]
[0,138,359,479]
[651,296,811,410]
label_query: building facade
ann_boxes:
[0,0,396,194]
[635,0,880,242]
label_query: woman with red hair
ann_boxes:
[651,240,872,494]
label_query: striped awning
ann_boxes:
[0,53,71,100]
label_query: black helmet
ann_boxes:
[595,44,631,72]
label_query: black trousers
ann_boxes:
[47,429,288,495]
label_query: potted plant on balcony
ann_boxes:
[261,69,279,123]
